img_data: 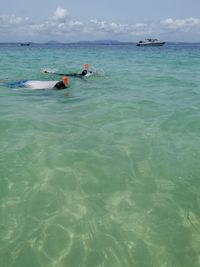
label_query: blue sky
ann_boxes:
[0,0,200,42]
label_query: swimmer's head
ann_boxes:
[84,64,89,71]
[63,76,69,86]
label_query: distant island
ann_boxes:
[44,40,134,45]
[45,40,61,44]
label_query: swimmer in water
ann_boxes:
[53,76,69,89]
[42,64,93,78]
[4,76,69,90]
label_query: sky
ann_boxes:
[0,0,200,42]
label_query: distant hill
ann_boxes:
[70,40,134,45]
[45,40,62,44]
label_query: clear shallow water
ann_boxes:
[0,43,200,267]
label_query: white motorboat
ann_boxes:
[136,39,165,46]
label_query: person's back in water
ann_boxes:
[3,76,69,90]
[43,64,91,78]
[54,66,88,78]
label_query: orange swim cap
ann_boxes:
[84,63,89,70]
[63,76,69,86]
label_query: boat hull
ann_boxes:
[20,43,30,46]
[136,42,165,46]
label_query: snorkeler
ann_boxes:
[3,76,69,90]
[53,76,69,89]
[42,64,93,78]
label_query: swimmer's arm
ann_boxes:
[42,69,83,78]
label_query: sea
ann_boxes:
[0,42,200,267]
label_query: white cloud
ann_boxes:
[53,7,68,21]
[0,14,28,26]
[69,21,82,26]
[0,8,200,42]
[161,17,200,30]
[88,19,130,34]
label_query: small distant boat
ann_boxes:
[20,42,30,46]
[136,39,165,46]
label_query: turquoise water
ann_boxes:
[0,43,200,267]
